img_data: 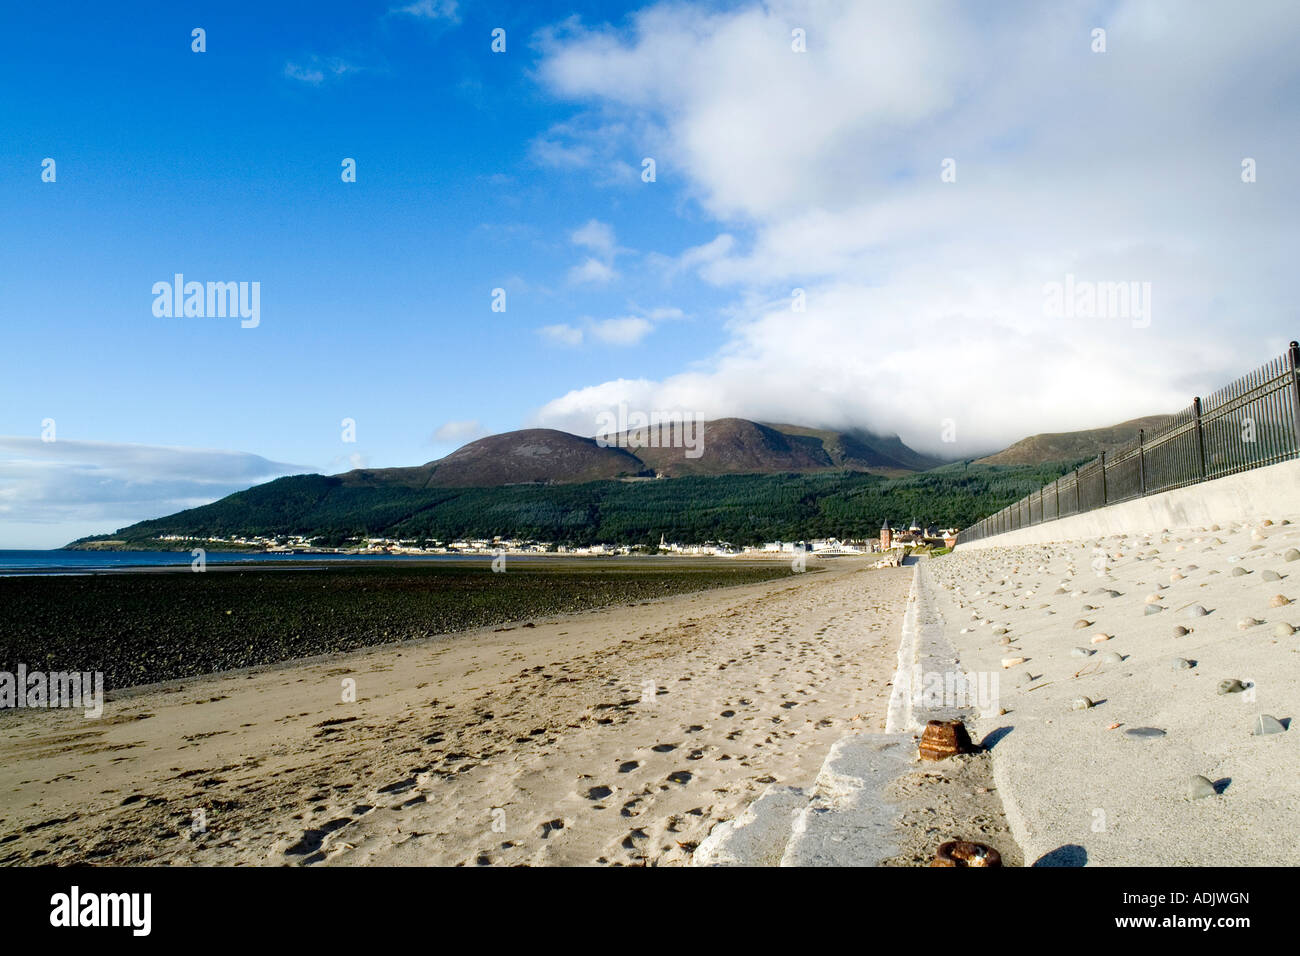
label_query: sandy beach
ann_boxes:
[0,561,912,866]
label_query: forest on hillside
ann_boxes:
[78,460,1084,549]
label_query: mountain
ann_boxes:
[616,418,827,477]
[67,419,961,549]
[70,462,1074,551]
[975,415,1176,466]
[333,429,649,489]
[609,418,940,478]
[330,419,941,489]
[433,429,651,486]
[763,423,945,474]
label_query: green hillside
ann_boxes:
[72,460,1080,550]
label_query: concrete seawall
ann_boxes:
[959,457,1300,549]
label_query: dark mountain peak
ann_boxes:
[613,417,830,477]
[761,422,946,474]
[427,428,648,486]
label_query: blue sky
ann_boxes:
[1,1,727,457]
[3,0,1299,546]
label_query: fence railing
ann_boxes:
[958,341,1300,545]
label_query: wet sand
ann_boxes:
[0,560,911,866]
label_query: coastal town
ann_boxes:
[151,519,960,558]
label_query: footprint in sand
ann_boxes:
[585,785,613,800]
[284,817,352,857]
[539,818,567,838]
[617,761,640,773]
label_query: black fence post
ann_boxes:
[1194,396,1207,479]
[967,344,1298,545]
[1289,341,1300,455]
[1138,429,1146,495]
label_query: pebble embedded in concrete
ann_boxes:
[1253,715,1285,736]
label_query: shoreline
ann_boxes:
[0,562,911,866]
[0,562,804,692]
[0,551,834,578]
[37,565,829,707]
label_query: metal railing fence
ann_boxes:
[958,342,1300,545]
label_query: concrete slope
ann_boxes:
[930,519,1300,865]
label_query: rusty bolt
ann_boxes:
[918,719,977,761]
[931,840,1002,867]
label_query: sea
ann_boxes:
[0,550,501,576]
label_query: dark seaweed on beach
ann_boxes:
[0,564,792,692]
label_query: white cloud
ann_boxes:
[283,56,360,86]
[0,438,303,549]
[568,257,618,284]
[538,305,680,349]
[531,0,1300,456]
[539,323,585,346]
[566,218,626,284]
[529,137,595,169]
[284,62,326,85]
[390,0,459,22]
[571,219,617,258]
[669,234,736,278]
[433,419,486,443]
[591,317,654,346]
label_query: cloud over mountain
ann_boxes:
[530,0,1300,456]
